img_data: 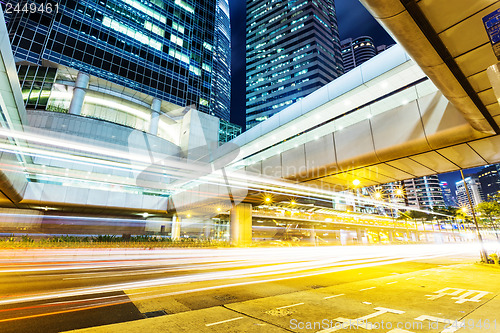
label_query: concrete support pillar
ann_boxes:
[310,226,317,246]
[356,228,364,244]
[378,231,383,243]
[388,231,394,243]
[149,98,161,135]
[204,220,211,239]
[230,203,252,246]
[171,215,181,241]
[68,71,90,116]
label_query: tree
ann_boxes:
[476,200,500,239]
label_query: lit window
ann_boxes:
[202,63,212,72]
[120,0,166,23]
[199,97,209,106]
[170,34,184,47]
[103,16,162,50]
[174,0,194,13]
[144,21,165,36]
[172,22,185,34]
[203,42,213,51]
[169,49,189,64]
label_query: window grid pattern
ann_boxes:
[7,0,218,115]
[245,0,343,129]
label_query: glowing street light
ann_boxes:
[352,179,361,187]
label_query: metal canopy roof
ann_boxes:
[361,0,500,134]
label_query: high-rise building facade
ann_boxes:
[6,0,221,115]
[211,0,231,121]
[245,0,343,129]
[340,36,376,73]
[402,175,445,210]
[456,176,484,211]
[477,164,500,199]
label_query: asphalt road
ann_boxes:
[0,243,498,332]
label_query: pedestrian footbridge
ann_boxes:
[217,0,500,191]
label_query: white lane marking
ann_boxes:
[362,301,372,305]
[276,302,304,309]
[386,281,398,285]
[206,316,244,326]
[318,307,405,332]
[415,315,464,333]
[422,273,429,276]
[425,287,490,303]
[359,287,376,291]
[426,288,466,301]
[324,294,344,299]
[451,290,490,304]
[406,277,415,280]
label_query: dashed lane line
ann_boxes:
[276,302,304,310]
[205,316,244,327]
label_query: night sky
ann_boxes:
[228,0,395,129]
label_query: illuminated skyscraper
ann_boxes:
[477,164,500,199]
[6,0,220,115]
[439,181,457,207]
[211,0,231,121]
[245,0,343,129]
[456,176,484,210]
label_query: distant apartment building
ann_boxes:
[245,0,343,129]
[402,175,445,210]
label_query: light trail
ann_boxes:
[0,243,496,324]
[0,127,453,217]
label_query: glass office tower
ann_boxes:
[211,0,231,121]
[6,0,219,115]
[245,0,343,129]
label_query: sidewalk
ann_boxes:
[66,263,500,332]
